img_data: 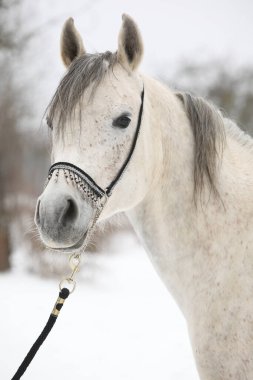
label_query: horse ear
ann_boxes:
[60,18,85,68]
[117,14,144,71]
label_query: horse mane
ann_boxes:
[176,92,226,199]
[47,51,117,130]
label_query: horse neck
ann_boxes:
[127,75,253,315]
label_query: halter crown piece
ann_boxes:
[11,88,144,380]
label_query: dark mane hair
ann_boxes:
[46,51,117,130]
[176,92,225,200]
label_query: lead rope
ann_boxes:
[11,86,144,379]
[11,253,81,380]
[11,175,107,379]
[11,195,107,380]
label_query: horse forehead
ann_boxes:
[84,85,139,115]
[90,67,142,103]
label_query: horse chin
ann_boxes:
[43,229,88,254]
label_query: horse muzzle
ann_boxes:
[35,160,109,252]
[35,171,96,252]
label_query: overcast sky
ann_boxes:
[17,0,253,127]
[23,0,253,68]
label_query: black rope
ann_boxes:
[11,288,70,380]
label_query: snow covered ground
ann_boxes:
[1,230,199,379]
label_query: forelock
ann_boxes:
[46,51,117,131]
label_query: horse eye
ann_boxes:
[113,114,131,129]
[46,116,53,130]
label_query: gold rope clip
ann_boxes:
[59,253,81,294]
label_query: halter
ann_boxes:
[11,88,145,380]
[48,88,144,197]
[46,87,145,251]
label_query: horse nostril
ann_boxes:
[35,200,41,225]
[60,198,78,226]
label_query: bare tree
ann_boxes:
[0,0,22,269]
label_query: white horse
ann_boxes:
[35,14,253,380]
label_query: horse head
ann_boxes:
[35,15,159,251]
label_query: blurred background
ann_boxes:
[1,1,253,379]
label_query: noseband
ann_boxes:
[46,88,144,250]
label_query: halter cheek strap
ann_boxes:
[48,88,144,197]
[105,88,144,195]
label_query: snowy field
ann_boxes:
[1,231,199,380]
